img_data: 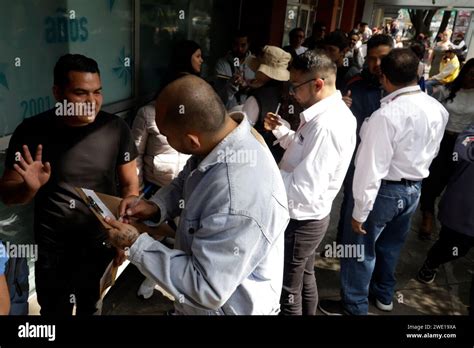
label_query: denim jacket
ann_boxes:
[128,113,289,315]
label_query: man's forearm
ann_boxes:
[120,183,140,198]
[0,180,37,205]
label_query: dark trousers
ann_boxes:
[280,216,330,315]
[420,132,458,214]
[35,242,115,316]
[425,225,474,270]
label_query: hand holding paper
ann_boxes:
[104,216,140,249]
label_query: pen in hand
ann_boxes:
[118,185,153,222]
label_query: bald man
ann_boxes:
[104,75,290,315]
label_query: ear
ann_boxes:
[186,133,201,150]
[315,78,325,91]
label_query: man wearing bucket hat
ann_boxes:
[242,45,294,162]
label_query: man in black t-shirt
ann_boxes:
[0,54,139,315]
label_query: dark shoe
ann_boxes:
[417,262,438,284]
[318,299,351,315]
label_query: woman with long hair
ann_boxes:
[419,58,474,240]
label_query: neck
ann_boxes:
[315,86,337,103]
[387,81,418,94]
[201,116,239,156]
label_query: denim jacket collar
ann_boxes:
[197,112,250,172]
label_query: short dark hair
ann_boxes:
[312,21,326,32]
[381,48,419,85]
[232,30,249,41]
[324,30,350,51]
[289,27,305,39]
[410,42,425,60]
[54,54,100,88]
[291,49,336,80]
[367,34,394,52]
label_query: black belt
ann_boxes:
[382,179,421,185]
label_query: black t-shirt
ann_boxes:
[5,109,138,248]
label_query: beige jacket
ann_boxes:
[132,103,190,188]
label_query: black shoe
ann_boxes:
[318,299,351,315]
[417,262,438,284]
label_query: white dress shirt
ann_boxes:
[295,46,308,55]
[352,85,449,223]
[273,91,356,220]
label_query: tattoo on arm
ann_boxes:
[114,227,139,247]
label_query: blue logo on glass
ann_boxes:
[45,8,88,43]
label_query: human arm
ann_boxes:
[430,60,458,81]
[352,113,395,225]
[0,145,51,205]
[263,113,296,149]
[131,107,150,189]
[280,126,352,212]
[242,96,259,126]
[106,213,268,311]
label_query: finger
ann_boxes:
[13,163,26,177]
[35,144,43,162]
[346,90,352,97]
[22,145,34,164]
[104,216,123,229]
[16,154,29,171]
[43,162,52,175]
[118,196,138,217]
[125,200,149,217]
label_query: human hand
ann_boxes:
[342,90,352,108]
[263,112,283,131]
[104,217,140,249]
[352,218,367,235]
[118,196,160,223]
[13,145,51,193]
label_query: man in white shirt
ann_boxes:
[319,48,448,315]
[264,50,356,315]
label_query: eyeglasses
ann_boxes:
[289,78,322,93]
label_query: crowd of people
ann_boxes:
[0,18,473,317]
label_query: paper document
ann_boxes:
[81,188,116,219]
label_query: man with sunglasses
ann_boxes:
[264,50,356,315]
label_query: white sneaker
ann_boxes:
[375,298,393,312]
[137,278,155,299]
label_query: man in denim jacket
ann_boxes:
[105,75,290,315]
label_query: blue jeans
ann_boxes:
[425,79,441,96]
[340,180,421,315]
